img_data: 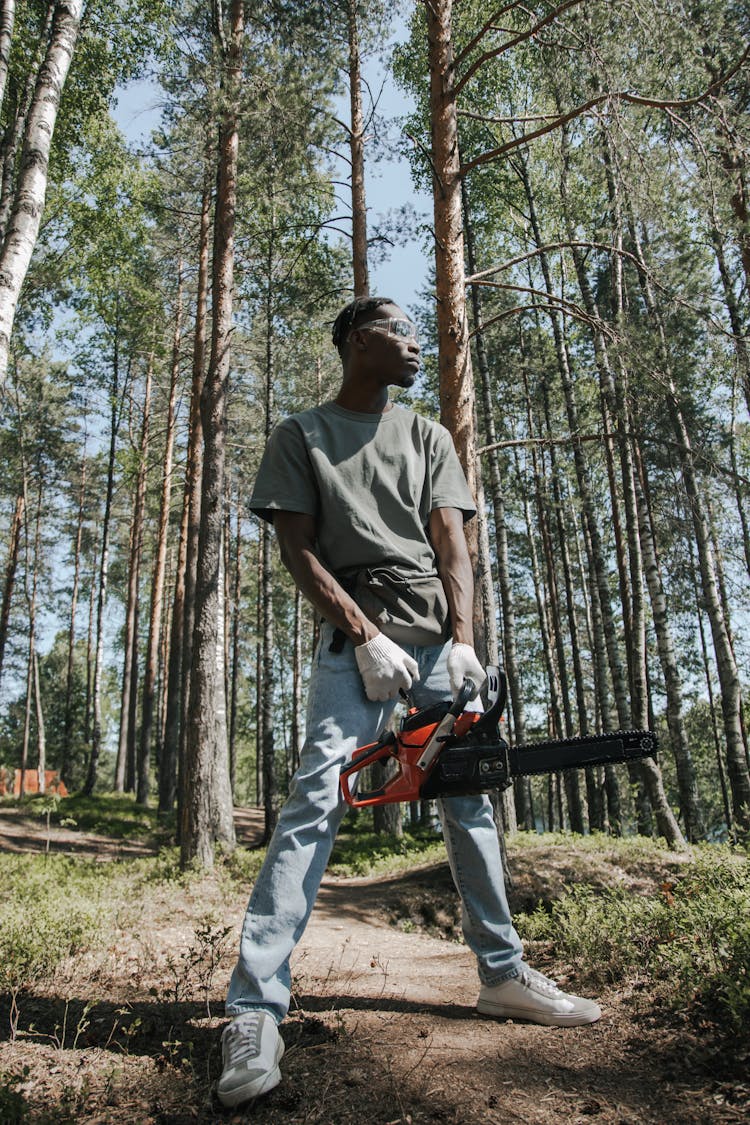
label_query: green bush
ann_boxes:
[0,855,108,996]
[516,846,750,1032]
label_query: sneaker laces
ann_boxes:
[223,1015,263,1067]
[519,967,563,996]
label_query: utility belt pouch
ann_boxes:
[345,566,450,647]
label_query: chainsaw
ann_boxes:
[339,666,657,808]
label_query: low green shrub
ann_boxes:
[0,856,108,996]
[328,825,446,877]
[515,846,750,1032]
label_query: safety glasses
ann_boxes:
[353,318,419,345]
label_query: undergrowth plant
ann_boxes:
[0,855,107,1039]
[515,845,750,1033]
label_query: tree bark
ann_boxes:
[347,0,368,296]
[0,0,83,381]
[426,0,478,569]
[175,143,212,830]
[139,274,182,805]
[628,224,750,833]
[0,0,15,118]
[181,0,242,868]
[61,451,85,784]
[116,360,152,793]
[463,183,527,828]
[84,306,127,796]
[0,490,23,691]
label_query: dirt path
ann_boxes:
[0,804,266,857]
[0,808,746,1124]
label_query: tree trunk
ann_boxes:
[160,479,189,814]
[260,517,276,840]
[116,359,152,792]
[463,183,528,828]
[0,2,54,241]
[426,0,477,568]
[559,152,685,845]
[61,452,85,784]
[84,307,126,796]
[517,151,629,733]
[347,0,368,296]
[20,476,42,797]
[0,0,83,381]
[175,143,211,830]
[139,275,182,805]
[629,224,750,833]
[181,0,242,868]
[0,490,23,690]
[290,586,303,778]
[228,497,242,797]
[0,0,15,115]
[633,442,703,840]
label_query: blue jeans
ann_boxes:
[226,624,524,1022]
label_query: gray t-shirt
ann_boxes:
[249,401,476,576]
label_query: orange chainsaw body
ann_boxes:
[339,707,482,808]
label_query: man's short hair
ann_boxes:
[331,295,396,357]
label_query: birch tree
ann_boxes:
[0,0,84,382]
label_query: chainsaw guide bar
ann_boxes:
[339,666,658,809]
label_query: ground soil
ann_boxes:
[0,807,747,1124]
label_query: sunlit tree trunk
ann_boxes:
[347,0,368,296]
[0,0,84,381]
[633,442,702,840]
[463,184,530,828]
[116,360,152,792]
[160,460,190,814]
[181,0,242,868]
[61,451,85,784]
[84,305,127,796]
[139,275,182,805]
[228,497,242,797]
[0,3,53,241]
[426,0,477,567]
[20,475,42,797]
[0,490,23,690]
[0,0,15,115]
[629,224,750,833]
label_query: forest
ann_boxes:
[0,0,749,865]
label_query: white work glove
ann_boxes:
[447,643,487,711]
[355,633,420,702]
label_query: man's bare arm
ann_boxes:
[273,510,379,645]
[429,507,475,647]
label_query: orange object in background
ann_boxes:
[0,766,68,797]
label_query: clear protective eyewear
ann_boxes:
[353,317,419,345]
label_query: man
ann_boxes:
[218,296,601,1110]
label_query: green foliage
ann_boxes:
[0,855,105,1002]
[516,846,750,1033]
[327,820,446,878]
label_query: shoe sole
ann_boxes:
[477,999,602,1026]
[217,1041,284,1108]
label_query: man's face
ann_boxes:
[352,303,421,387]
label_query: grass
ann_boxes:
[327,820,447,877]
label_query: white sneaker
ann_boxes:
[478,966,601,1027]
[217,1011,285,1108]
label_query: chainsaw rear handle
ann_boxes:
[340,668,502,807]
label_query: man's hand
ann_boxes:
[447,643,486,710]
[355,633,420,701]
